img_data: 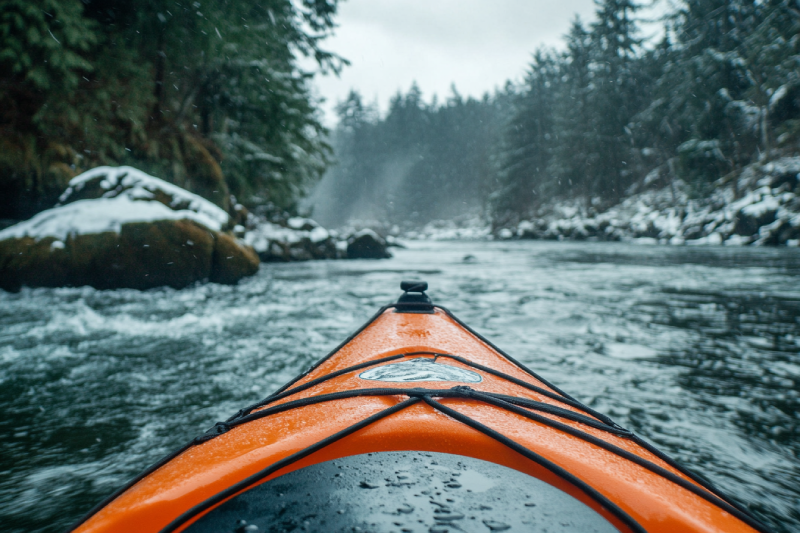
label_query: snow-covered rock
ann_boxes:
[404,216,492,241]
[0,166,259,291]
[244,217,340,261]
[58,166,231,231]
[494,157,800,247]
[243,217,394,261]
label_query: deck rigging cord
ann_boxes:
[68,303,772,533]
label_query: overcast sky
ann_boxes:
[310,0,667,125]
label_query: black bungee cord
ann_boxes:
[67,304,772,533]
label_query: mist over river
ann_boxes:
[1,241,799,532]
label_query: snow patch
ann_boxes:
[493,157,800,247]
[60,166,229,230]
[0,195,224,242]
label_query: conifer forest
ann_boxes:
[2,0,799,230]
[1,0,344,219]
[316,0,800,230]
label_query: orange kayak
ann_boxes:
[71,281,769,533]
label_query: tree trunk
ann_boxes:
[152,33,166,123]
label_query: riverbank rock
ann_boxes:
[347,229,392,259]
[244,217,343,261]
[243,217,393,261]
[0,167,259,291]
[493,157,800,247]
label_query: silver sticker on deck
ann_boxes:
[359,359,482,383]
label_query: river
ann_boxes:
[1,240,798,532]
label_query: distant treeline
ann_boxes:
[318,0,800,228]
[0,0,342,219]
[311,85,511,226]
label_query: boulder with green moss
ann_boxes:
[0,167,259,291]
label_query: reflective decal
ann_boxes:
[359,358,482,383]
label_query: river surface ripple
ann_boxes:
[1,241,798,532]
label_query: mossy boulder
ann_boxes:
[0,218,258,292]
[0,166,259,291]
[210,232,260,284]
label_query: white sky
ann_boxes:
[309,0,667,126]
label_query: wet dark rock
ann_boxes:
[210,232,260,285]
[347,229,392,259]
[733,208,777,236]
[483,520,511,531]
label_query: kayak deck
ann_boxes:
[72,285,768,533]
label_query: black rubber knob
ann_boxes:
[401,280,428,292]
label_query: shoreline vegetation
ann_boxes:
[2,1,800,291]
[413,157,799,247]
[0,0,344,221]
[311,1,800,240]
[0,167,390,292]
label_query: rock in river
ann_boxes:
[347,229,392,259]
[0,166,259,291]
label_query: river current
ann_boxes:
[1,240,798,532]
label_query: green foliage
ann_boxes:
[320,0,800,228]
[491,51,559,222]
[0,0,96,91]
[0,0,342,218]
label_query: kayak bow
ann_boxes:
[71,281,769,533]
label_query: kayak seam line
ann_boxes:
[421,396,647,533]
[468,391,773,533]
[159,397,421,533]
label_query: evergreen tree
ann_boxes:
[0,0,344,218]
[585,0,644,199]
[491,50,560,223]
[549,18,595,199]
[0,0,101,215]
